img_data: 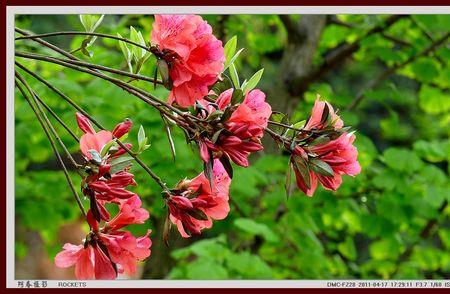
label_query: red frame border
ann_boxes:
[3,1,450,292]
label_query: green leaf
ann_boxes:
[223,36,237,70]
[337,236,357,261]
[413,140,449,163]
[369,235,404,260]
[419,84,450,115]
[157,59,170,86]
[234,218,279,243]
[223,48,244,72]
[138,125,145,146]
[130,26,145,61]
[241,68,264,93]
[308,158,334,177]
[88,149,102,164]
[382,148,422,173]
[226,252,273,278]
[117,33,132,63]
[100,140,115,157]
[230,88,244,105]
[186,258,229,279]
[229,63,240,88]
[79,14,104,33]
[285,163,293,198]
[411,58,439,83]
[109,155,133,174]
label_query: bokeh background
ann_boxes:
[14,14,450,279]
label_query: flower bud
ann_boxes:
[76,112,95,134]
[112,119,133,139]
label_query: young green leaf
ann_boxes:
[79,15,104,33]
[223,48,244,72]
[241,68,264,93]
[223,36,237,69]
[138,125,145,146]
[117,33,132,63]
[130,26,143,61]
[161,115,176,161]
[109,156,134,174]
[229,63,240,89]
[88,149,102,165]
[100,140,115,157]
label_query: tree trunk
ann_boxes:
[267,15,327,115]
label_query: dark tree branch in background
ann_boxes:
[279,15,302,42]
[408,16,446,66]
[298,15,407,95]
[328,16,411,47]
[380,33,413,47]
[267,15,327,115]
[347,31,450,110]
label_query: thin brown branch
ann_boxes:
[15,62,169,191]
[15,51,195,129]
[24,54,163,85]
[15,71,82,171]
[15,29,150,52]
[15,79,87,218]
[26,86,79,142]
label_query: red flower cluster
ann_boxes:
[151,14,225,108]
[290,99,361,196]
[55,113,151,279]
[198,88,272,168]
[165,159,231,238]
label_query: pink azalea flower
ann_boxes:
[198,89,271,167]
[304,97,343,131]
[167,159,231,237]
[100,230,152,276]
[291,98,361,196]
[106,195,149,231]
[225,89,272,139]
[151,14,225,107]
[76,113,133,160]
[54,242,117,280]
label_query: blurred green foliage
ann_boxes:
[14,14,449,279]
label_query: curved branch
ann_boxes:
[15,61,169,191]
[15,79,87,218]
[15,29,150,51]
[300,15,407,94]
